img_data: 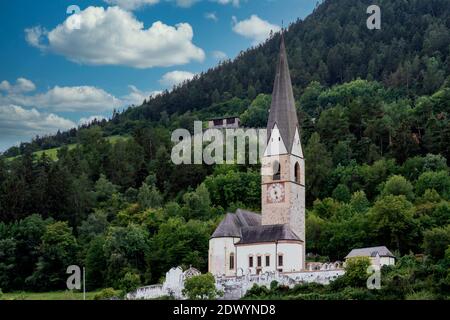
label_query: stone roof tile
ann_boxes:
[345,246,395,259]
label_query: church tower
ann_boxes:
[261,34,305,248]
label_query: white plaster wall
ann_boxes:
[346,256,396,268]
[236,243,277,274]
[209,237,239,277]
[380,257,395,266]
[291,128,304,158]
[264,124,288,156]
[235,242,303,275]
[277,242,303,273]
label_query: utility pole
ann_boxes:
[83,267,86,301]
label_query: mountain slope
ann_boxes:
[120,0,450,122]
[3,0,450,156]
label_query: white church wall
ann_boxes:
[264,124,287,157]
[236,243,277,274]
[291,129,304,158]
[235,242,303,275]
[209,237,239,277]
[277,242,303,273]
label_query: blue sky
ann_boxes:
[0,0,316,151]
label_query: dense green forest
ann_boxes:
[0,0,449,299]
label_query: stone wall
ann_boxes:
[127,267,345,300]
[127,266,201,300]
[127,284,165,300]
[216,269,345,300]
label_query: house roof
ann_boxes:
[211,209,301,245]
[266,34,299,153]
[209,115,240,121]
[345,246,395,259]
[211,209,261,238]
[237,224,301,245]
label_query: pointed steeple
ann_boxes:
[266,33,299,153]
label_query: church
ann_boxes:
[208,35,306,277]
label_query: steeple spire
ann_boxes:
[266,33,299,153]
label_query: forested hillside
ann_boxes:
[0,0,449,299]
[4,0,450,156]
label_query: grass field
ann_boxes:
[6,135,129,161]
[33,143,78,161]
[1,290,102,300]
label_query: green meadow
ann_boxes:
[1,290,101,300]
[7,135,129,161]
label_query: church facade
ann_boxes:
[209,36,306,277]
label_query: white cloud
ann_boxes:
[24,26,47,50]
[0,78,162,112]
[176,0,239,7]
[0,82,162,151]
[0,105,76,141]
[122,85,162,106]
[0,78,36,94]
[103,0,199,9]
[159,71,196,87]
[0,82,9,92]
[79,115,108,126]
[104,0,159,10]
[102,0,238,9]
[216,0,240,6]
[34,86,122,112]
[25,6,205,69]
[205,12,218,22]
[175,0,201,8]
[1,86,121,112]
[232,14,280,45]
[212,50,228,60]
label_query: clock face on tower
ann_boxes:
[266,183,285,204]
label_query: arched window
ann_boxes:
[229,253,235,270]
[273,160,281,180]
[295,162,301,184]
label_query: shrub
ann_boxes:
[119,271,142,295]
[405,291,436,300]
[292,282,326,295]
[340,287,376,300]
[423,225,450,261]
[245,284,271,298]
[270,281,279,291]
[94,288,120,300]
[182,273,223,300]
[331,257,371,289]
